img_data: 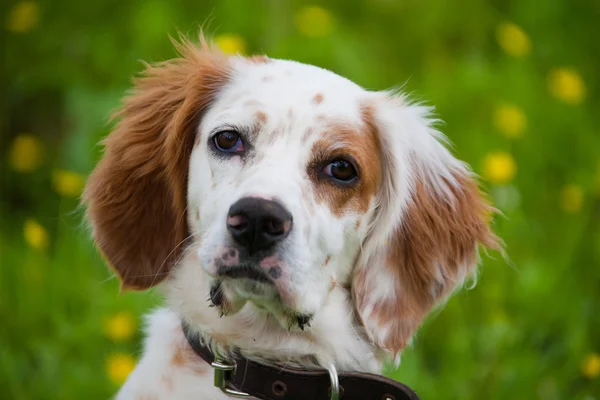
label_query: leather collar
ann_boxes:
[182,321,420,400]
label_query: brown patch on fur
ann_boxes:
[323,255,331,266]
[330,276,336,292]
[248,55,270,64]
[193,365,209,375]
[313,93,324,104]
[195,209,200,220]
[171,346,187,367]
[254,111,268,124]
[353,169,500,354]
[354,220,361,229]
[170,332,205,372]
[82,34,231,290]
[308,110,382,216]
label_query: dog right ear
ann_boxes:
[83,35,231,290]
[352,95,501,356]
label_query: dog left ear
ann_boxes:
[353,94,501,356]
[83,35,231,290]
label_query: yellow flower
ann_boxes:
[560,184,584,213]
[9,134,44,172]
[6,1,40,33]
[104,312,137,342]
[483,152,517,185]
[106,353,136,385]
[494,104,527,138]
[52,169,85,198]
[581,353,600,379]
[215,34,247,55]
[295,6,334,37]
[495,22,531,57]
[23,219,49,251]
[548,68,586,105]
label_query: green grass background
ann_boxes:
[1,0,599,399]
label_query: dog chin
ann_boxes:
[210,280,314,331]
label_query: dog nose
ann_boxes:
[227,197,293,254]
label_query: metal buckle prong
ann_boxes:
[211,358,251,398]
[327,363,340,400]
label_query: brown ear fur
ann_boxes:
[83,35,231,290]
[353,169,500,354]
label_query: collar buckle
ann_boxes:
[211,358,251,398]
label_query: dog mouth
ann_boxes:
[208,280,313,331]
[209,266,275,311]
[216,265,272,284]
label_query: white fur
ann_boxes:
[112,55,477,399]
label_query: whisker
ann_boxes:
[148,228,193,287]
[156,207,190,268]
[119,231,194,282]
[99,274,117,285]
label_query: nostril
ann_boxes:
[227,215,248,232]
[263,218,292,237]
[263,218,283,236]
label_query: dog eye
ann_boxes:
[323,160,357,182]
[214,131,244,153]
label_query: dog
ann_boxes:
[83,34,500,399]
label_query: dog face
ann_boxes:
[186,57,383,328]
[84,36,499,355]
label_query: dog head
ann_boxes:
[84,35,499,356]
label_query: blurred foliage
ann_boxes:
[1,0,599,399]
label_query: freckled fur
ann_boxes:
[254,110,268,124]
[268,128,283,140]
[171,346,186,366]
[84,33,501,399]
[302,127,313,142]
